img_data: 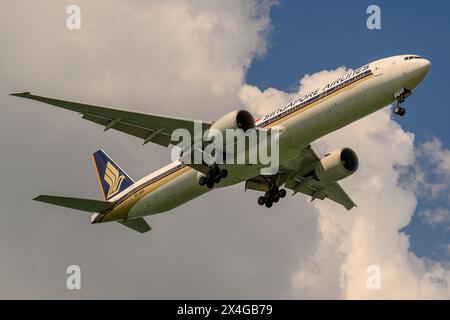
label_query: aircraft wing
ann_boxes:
[284,177,356,210]
[284,146,356,210]
[11,92,212,148]
[246,145,356,210]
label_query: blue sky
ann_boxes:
[246,0,450,260]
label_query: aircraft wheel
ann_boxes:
[279,189,287,198]
[265,199,273,208]
[258,196,265,206]
[214,175,221,183]
[220,169,228,179]
[273,194,280,203]
[212,166,220,176]
[394,105,406,116]
[264,191,272,199]
[206,181,214,189]
[199,176,207,186]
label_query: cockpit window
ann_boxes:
[404,56,423,61]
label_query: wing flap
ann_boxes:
[82,113,172,147]
[285,178,325,199]
[321,183,356,210]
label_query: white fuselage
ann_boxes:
[93,55,430,223]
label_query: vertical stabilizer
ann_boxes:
[92,150,134,200]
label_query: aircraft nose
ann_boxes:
[417,58,431,76]
[404,58,431,89]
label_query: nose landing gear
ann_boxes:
[394,104,406,116]
[257,187,287,208]
[393,88,411,117]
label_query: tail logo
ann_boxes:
[104,162,125,198]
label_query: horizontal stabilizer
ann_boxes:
[119,218,151,233]
[33,195,114,212]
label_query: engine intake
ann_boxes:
[208,110,255,138]
[314,148,359,182]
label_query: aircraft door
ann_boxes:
[373,63,383,77]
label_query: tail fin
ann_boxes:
[92,150,134,200]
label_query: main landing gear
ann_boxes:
[198,165,228,189]
[257,186,287,208]
[393,88,411,117]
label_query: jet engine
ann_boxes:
[206,110,255,141]
[314,148,359,182]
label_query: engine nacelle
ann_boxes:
[206,110,255,141]
[314,148,359,182]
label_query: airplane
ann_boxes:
[11,54,431,233]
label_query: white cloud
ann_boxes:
[239,66,349,116]
[408,137,450,204]
[421,207,450,226]
[419,138,450,176]
[240,68,450,299]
